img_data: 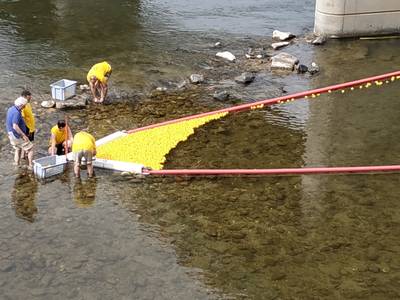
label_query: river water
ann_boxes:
[0,0,399,299]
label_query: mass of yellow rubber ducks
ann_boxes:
[96,112,228,170]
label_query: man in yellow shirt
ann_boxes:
[48,120,73,155]
[21,90,35,141]
[87,61,112,103]
[72,131,96,178]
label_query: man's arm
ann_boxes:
[12,123,29,142]
[50,134,57,155]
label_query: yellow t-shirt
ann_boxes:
[86,61,112,84]
[72,132,96,152]
[50,125,66,145]
[21,103,35,132]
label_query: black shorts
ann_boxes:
[28,132,34,142]
[56,143,65,155]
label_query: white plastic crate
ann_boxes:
[33,155,67,179]
[50,79,77,100]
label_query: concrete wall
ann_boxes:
[314,0,400,37]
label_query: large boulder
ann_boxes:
[271,52,299,71]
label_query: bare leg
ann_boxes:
[99,84,108,103]
[89,81,99,102]
[27,148,34,169]
[87,163,94,178]
[14,148,21,165]
[74,162,80,178]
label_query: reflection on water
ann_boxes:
[73,178,97,208]
[11,172,38,222]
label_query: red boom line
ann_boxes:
[128,70,400,134]
[145,165,400,176]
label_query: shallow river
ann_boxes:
[0,0,399,299]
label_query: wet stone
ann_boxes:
[296,64,308,74]
[358,198,375,206]
[308,62,320,75]
[30,288,47,297]
[270,269,287,281]
[271,42,290,50]
[245,47,267,59]
[189,74,204,84]
[264,257,279,267]
[312,36,327,45]
[0,260,15,272]
[366,247,379,261]
[234,72,255,84]
[368,265,380,273]
[213,90,230,101]
[39,273,54,288]
[55,94,88,109]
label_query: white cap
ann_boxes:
[14,96,28,107]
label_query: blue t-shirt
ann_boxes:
[6,106,27,139]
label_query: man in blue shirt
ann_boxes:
[6,97,34,169]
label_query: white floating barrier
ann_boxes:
[66,130,145,174]
[93,158,144,174]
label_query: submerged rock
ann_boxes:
[55,94,88,109]
[271,52,299,71]
[213,41,223,48]
[176,80,187,89]
[272,30,295,41]
[234,72,255,84]
[296,64,308,74]
[308,62,320,75]
[216,51,236,62]
[245,47,267,59]
[213,90,230,101]
[312,36,327,45]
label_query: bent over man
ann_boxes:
[72,131,96,178]
[48,120,73,156]
[87,61,112,103]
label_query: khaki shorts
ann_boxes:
[73,150,93,165]
[8,133,33,152]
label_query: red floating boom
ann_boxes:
[144,165,400,176]
[128,70,400,134]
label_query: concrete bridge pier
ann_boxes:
[314,0,400,37]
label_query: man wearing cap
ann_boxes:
[86,61,112,103]
[6,97,34,169]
